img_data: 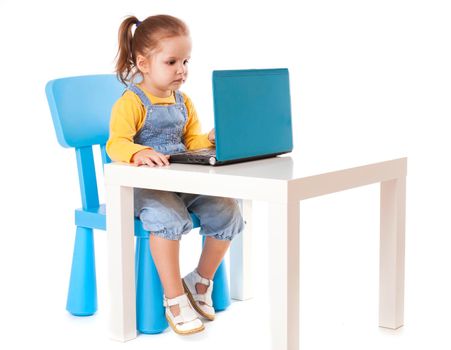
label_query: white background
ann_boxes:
[1,0,451,349]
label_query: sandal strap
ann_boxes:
[193,269,212,287]
[172,309,197,325]
[184,269,214,306]
[164,294,189,308]
[192,292,213,307]
[164,294,198,324]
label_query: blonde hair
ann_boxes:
[115,14,190,85]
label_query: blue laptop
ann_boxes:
[170,68,293,166]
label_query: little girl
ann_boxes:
[106,14,245,335]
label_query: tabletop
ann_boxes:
[105,154,407,203]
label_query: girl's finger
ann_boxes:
[160,154,170,166]
[150,155,164,166]
[144,158,155,167]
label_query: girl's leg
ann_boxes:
[136,189,193,317]
[149,234,185,317]
[181,194,244,297]
[196,236,231,295]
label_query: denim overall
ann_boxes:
[128,84,244,241]
[130,84,187,155]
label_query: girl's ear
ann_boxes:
[136,54,150,74]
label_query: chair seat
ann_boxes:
[75,204,201,237]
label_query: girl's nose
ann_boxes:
[177,63,187,74]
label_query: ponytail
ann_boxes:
[115,16,140,85]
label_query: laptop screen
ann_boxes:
[212,68,293,161]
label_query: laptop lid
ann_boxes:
[212,68,293,162]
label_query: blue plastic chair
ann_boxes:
[45,74,231,334]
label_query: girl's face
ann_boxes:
[137,35,192,97]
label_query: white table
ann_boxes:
[105,155,407,349]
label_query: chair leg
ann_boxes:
[66,226,97,316]
[201,236,231,311]
[135,236,168,334]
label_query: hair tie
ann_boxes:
[136,20,141,27]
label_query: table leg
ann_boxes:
[106,184,137,341]
[268,200,300,350]
[230,199,253,300]
[379,177,406,329]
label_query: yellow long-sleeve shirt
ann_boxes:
[106,84,213,163]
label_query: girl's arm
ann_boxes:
[182,93,214,150]
[106,93,151,163]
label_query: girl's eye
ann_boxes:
[166,59,189,65]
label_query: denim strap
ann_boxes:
[174,90,184,105]
[127,84,153,107]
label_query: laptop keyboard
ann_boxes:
[169,147,217,165]
[184,147,216,157]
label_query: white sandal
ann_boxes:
[182,269,215,321]
[163,293,205,335]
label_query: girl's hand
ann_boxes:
[131,149,170,167]
[208,128,215,144]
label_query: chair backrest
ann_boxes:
[46,74,124,148]
[45,74,125,209]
